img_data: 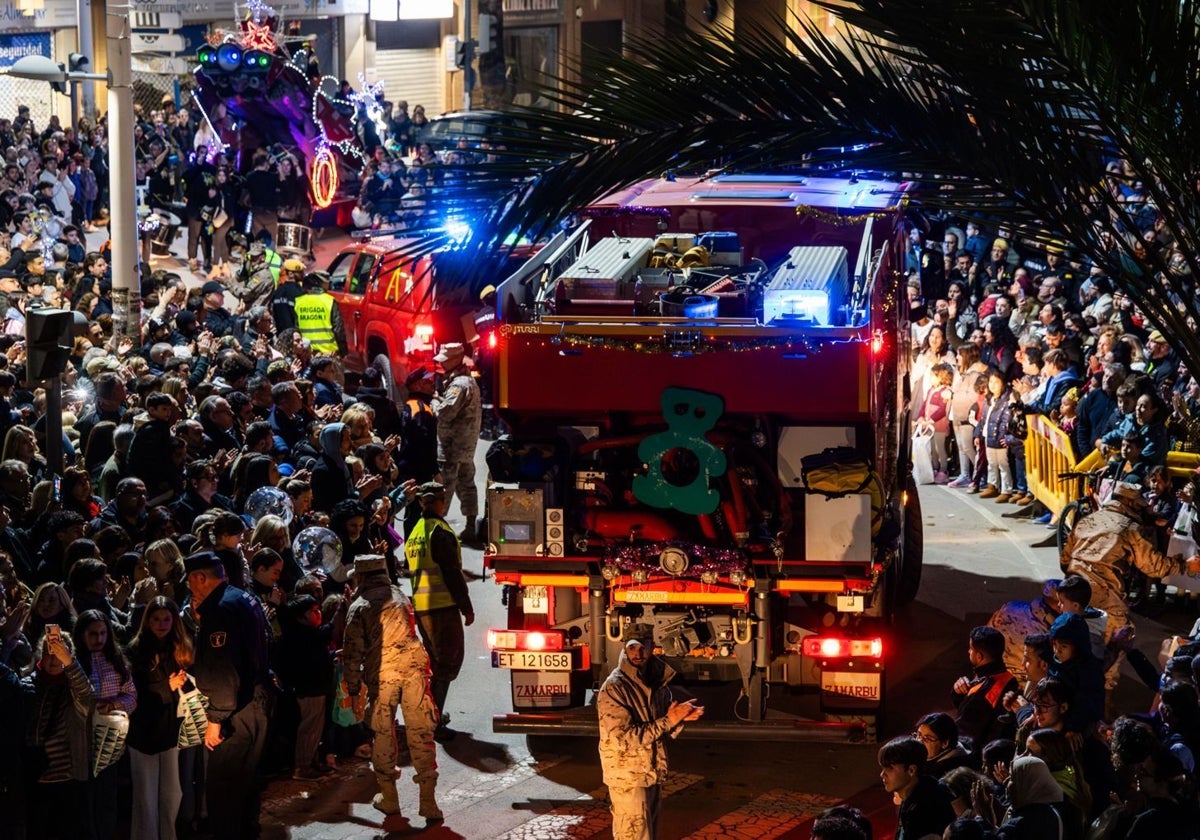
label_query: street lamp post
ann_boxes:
[1,12,141,347]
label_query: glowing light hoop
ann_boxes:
[312,146,338,209]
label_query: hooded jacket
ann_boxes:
[1048,613,1105,730]
[312,422,352,512]
[597,646,680,789]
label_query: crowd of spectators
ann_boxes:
[0,102,479,840]
[855,161,1200,839]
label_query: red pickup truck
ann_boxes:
[324,237,438,400]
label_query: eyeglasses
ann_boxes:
[1033,701,1060,710]
[911,731,940,744]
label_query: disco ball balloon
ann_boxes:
[244,487,294,526]
[293,527,343,575]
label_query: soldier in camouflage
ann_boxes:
[598,636,704,840]
[988,579,1061,681]
[1062,483,1200,691]
[431,343,482,544]
[341,554,443,822]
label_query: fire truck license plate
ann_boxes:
[820,671,881,702]
[493,651,572,671]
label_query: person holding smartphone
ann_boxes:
[597,634,705,840]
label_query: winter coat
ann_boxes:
[983,389,1015,448]
[597,648,680,789]
[24,661,95,783]
[276,615,334,698]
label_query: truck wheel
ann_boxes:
[894,477,923,607]
[372,354,405,403]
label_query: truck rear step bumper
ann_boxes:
[492,714,868,742]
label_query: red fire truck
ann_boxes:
[483,172,920,741]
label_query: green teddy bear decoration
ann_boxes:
[633,387,727,515]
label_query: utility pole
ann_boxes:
[462,0,474,111]
[107,11,141,347]
[77,0,95,121]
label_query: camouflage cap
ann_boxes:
[417,481,446,499]
[352,554,387,575]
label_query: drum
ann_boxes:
[149,210,182,256]
[276,223,313,257]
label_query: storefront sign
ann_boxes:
[0,30,49,64]
[0,0,75,31]
[502,0,561,25]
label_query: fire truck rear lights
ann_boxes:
[802,637,884,659]
[871,329,884,355]
[488,332,498,349]
[487,629,566,651]
[415,324,434,338]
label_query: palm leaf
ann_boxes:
[404,0,1200,376]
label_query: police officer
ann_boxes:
[404,482,474,743]
[185,550,271,839]
[396,367,440,536]
[342,554,442,821]
[431,343,481,543]
[295,271,346,356]
[271,257,307,332]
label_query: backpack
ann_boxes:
[800,446,885,536]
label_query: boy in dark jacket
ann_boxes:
[276,595,335,779]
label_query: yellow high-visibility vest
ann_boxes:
[295,292,338,354]
[404,516,458,612]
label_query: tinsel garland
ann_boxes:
[604,540,747,574]
[540,332,873,355]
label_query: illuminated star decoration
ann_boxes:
[241,20,277,52]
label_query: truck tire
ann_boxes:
[372,353,405,404]
[894,477,923,607]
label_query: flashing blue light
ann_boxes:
[443,219,472,245]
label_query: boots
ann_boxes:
[372,774,401,816]
[418,778,443,821]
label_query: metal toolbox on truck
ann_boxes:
[559,236,655,300]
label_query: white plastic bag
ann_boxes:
[912,423,936,485]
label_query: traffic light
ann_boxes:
[25,308,73,381]
[478,14,496,54]
[454,39,467,69]
[51,54,89,95]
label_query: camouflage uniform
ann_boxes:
[1064,499,1185,689]
[342,568,440,816]
[597,647,682,840]
[987,586,1057,681]
[432,361,482,523]
[226,260,277,310]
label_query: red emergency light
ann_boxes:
[802,637,884,659]
[487,629,567,651]
[488,331,498,350]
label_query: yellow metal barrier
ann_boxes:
[1025,416,1200,516]
[1024,414,1081,516]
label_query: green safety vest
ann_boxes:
[295,292,338,354]
[404,516,458,612]
[265,248,283,286]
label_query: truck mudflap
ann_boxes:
[492,713,869,743]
